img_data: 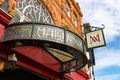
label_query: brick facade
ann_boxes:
[41,0,83,37]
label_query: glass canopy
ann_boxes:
[2,22,87,73]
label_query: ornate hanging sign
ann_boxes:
[85,29,106,49]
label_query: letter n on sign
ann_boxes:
[85,29,106,49]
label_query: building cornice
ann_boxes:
[70,0,83,17]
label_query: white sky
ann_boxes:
[75,0,120,80]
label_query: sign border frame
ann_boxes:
[85,29,106,49]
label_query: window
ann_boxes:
[65,2,70,17]
[73,14,77,26]
[13,0,53,24]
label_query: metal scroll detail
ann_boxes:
[0,0,53,23]
[15,0,53,23]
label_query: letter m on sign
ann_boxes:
[85,29,106,49]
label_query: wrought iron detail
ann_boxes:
[11,0,53,23]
